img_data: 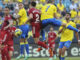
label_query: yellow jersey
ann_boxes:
[78,11,80,17]
[70,10,77,18]
[36,3,43,10]
[18,8,28,25]
[56,12,61,19]
[57,3,64,11]
[41,4,57,20]
[74,18,80,24]
[59,20,76,42]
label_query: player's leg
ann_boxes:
[51,18,79,32]
[1,49,6,60]
[24,38,29,60]
[37,29,46,52]
[58,42,64,60]
[16,38,25,60]
[8,45,14,59]
[32,24,48,49]
[16,25,29,60]
[48,43,53,60]
[61,41,72,60]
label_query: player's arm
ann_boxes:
[4,20,13,30]
[25,13,33,24]
[58,26,65,34]
[0,44,1,54]
[75,32,80,45]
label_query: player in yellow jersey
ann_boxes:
[37,1,80,52]
[13,3,29,60]
[58,13,80,60]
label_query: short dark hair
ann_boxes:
[31,1,36,7]
[47,0,53,3]
[5,6,10,10]
[66,13,71,16]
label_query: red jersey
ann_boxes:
[7,26,16,45]
[28,8,41,25]
[1,15,12,31]
[48,31,57,44]
[0,30,8,45]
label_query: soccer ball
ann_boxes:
[15,29,22,37]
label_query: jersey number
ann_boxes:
[45,5,50,12]
[35,14,40,23]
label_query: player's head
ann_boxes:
[29,1,36,8]
[50,26,54,32]
[4,7,10,14]
[18,2,24,9]
[65,13,71,20]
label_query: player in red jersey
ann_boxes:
[0,30,10,60]
[1,7,13,31]
[7,26,16,57]
[0,7,15,60]
[47,27,57,60]
[0,26,16,60]
[25,1,48,49]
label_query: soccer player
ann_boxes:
[37,0,80,52]
[26,1,48,49]
[7,26,16,58]
[58,13,80,60]
[14,3,29,60]
[47,27,57,60]
[41,0,79,33]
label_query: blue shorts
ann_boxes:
[42,18,62,28]
[19,24,29,38]
[59,41,72,49]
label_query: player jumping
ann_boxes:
[37,0,80,51]
[58,13,80,60]
[26,1,48,49]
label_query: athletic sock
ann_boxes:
[61,55,65,60]
[67,25,78,32]
[20,42,25,55]
[41,29,46,41]
[37,41,48,49]
[25,42,29,56]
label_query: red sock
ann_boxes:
[53,51,56,54]
[37,41,48,49]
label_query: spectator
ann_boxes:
[61,8,66,17]
[56,9,62,19]
[57,0,64,12]
[70,1,78,11]
[13,8,19,26]
[74,16,80,24]
[36,1,43,10]
[0,6,4,17]
[70,9,77,21]
[24,1,29,10]
[78,7,80,17]
[2,1,7,9]
[7,1,14,10]
[0,16,3,26]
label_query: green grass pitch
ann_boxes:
[12,57,80,60]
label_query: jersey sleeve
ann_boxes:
[73,22,76,28]
[59,26,63,31]
[18,9,23,17]
[53,5,57,13]
[28,9,32,15]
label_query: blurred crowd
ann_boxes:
[0,0,80,26]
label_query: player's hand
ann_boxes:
[62,23,66,27]
[4,27,8,30]
[78,40,80,45]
